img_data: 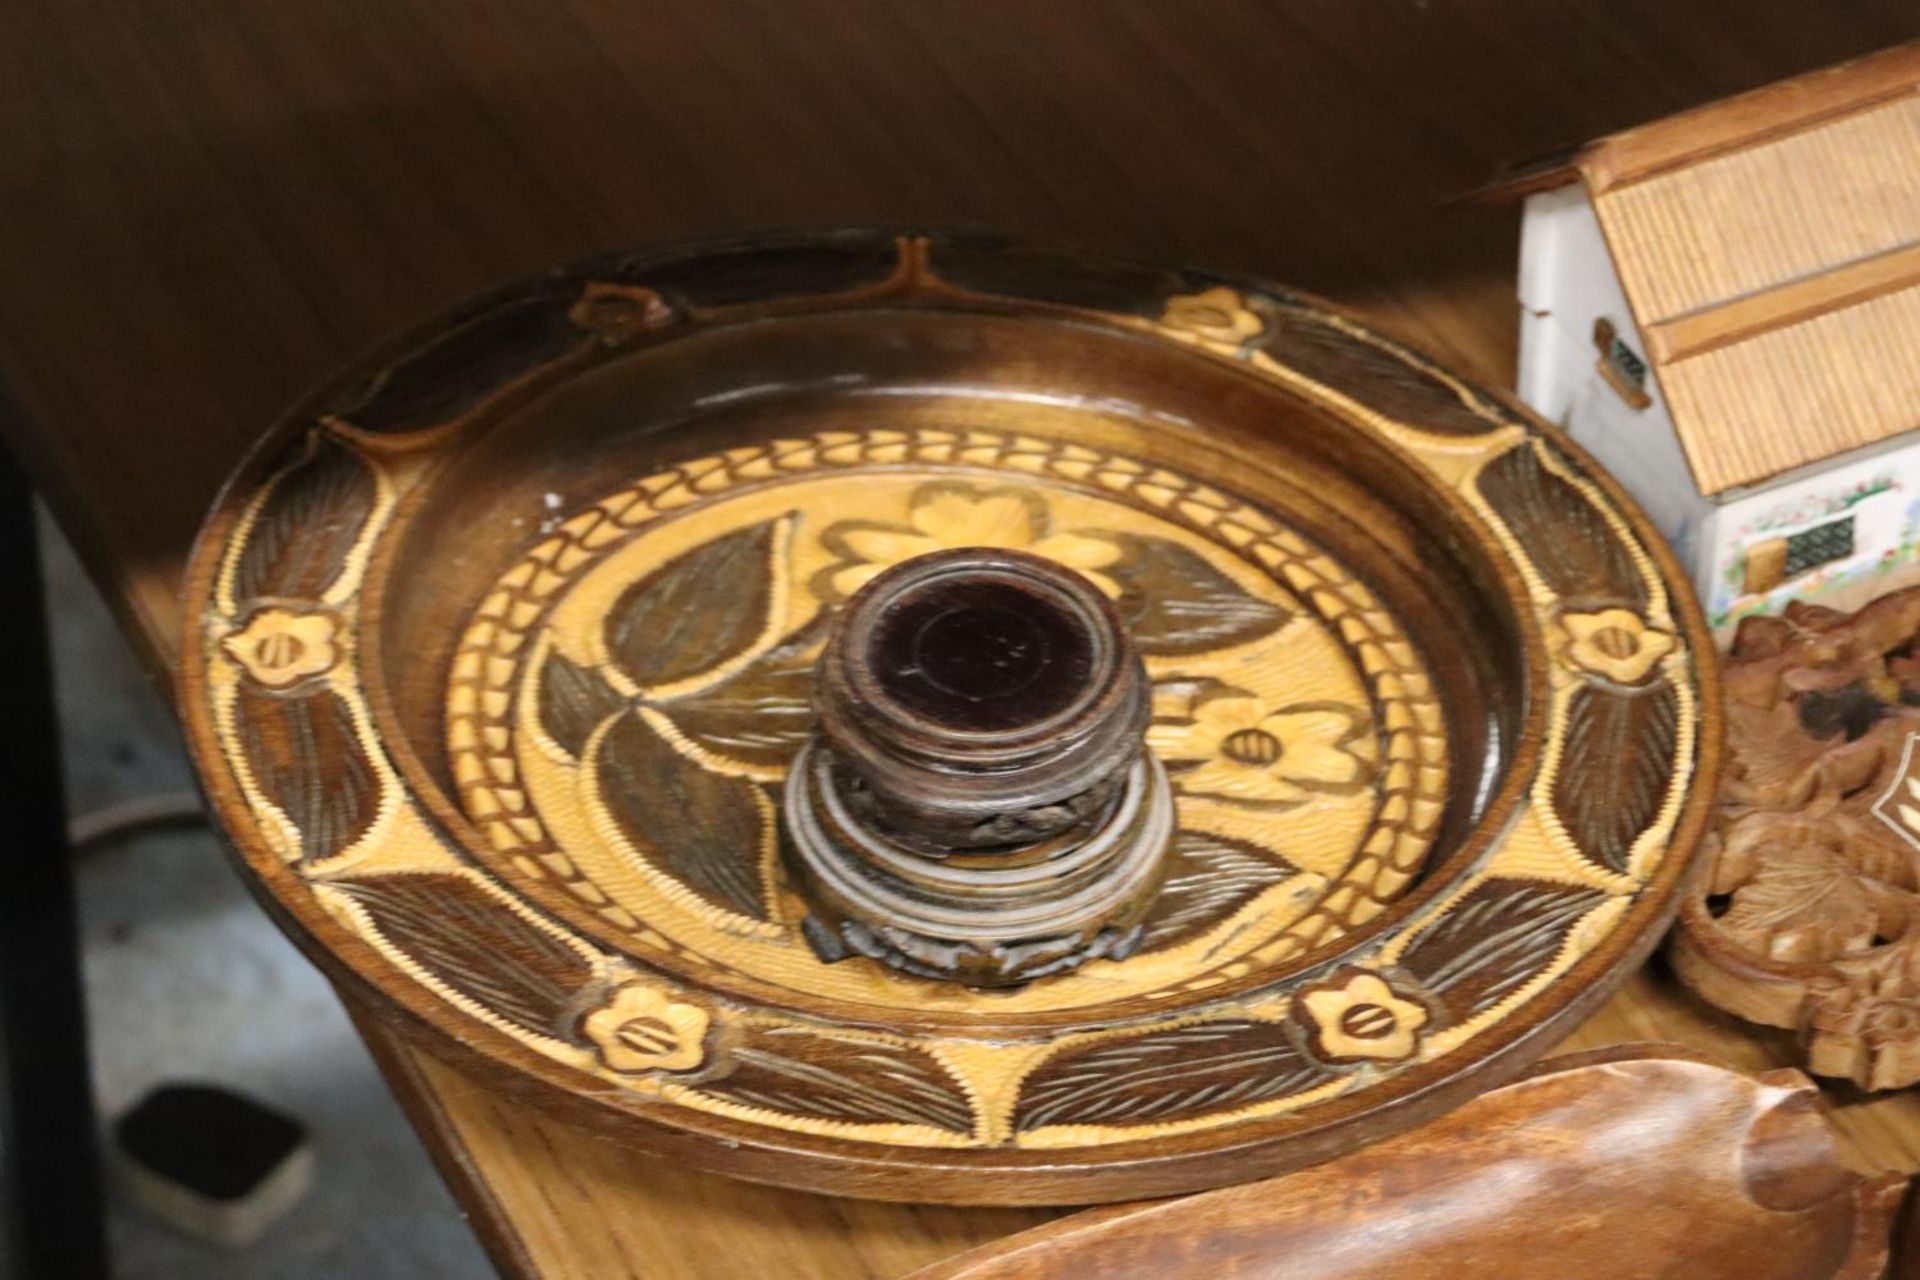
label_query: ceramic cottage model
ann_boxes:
[180,231,1716,1204]
[1498,42,1920,639]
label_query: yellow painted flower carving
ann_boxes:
[1161,287,1265,347]
[223,607,341,688]
[1557,608,1675,684]
[820,482,1122,601]
[1149,691,1371,806]
[1296,968,1431,1063]
[583,984,711,1074]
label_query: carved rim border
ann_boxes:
[178,229,1722,1204]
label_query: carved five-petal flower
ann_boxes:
[820,482,1122,602]
[1556,608,1675,684]
[1295,968,1430,1063]
[583,984,711,1074]
[1160,287,1265,347]
[223,607,341,688]
[1148,690,1372,806]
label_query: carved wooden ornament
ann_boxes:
[180,232,1718,1203]
[1674,590,1920,1089]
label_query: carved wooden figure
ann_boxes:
[1674,588,1920,1089]
[181,231,1718,1203]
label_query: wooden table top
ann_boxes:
[8,4,1920,1275]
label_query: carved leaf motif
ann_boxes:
[651,621,824,770]
[693,1025,974,1134]
[1554,682,1680,874]
[235,683,379,866]
[1256,308,1505,436]
[330,874,594,1039]
[1105,535,1290,656]
[322,290,585,432]
[1718,850,1882,964]
[1478,444,1648,612]
[537,649,628,760]
[593,709,772,921]
[1398,878,1607,1020]
[605,518,782,689]
[928,240,1192,318]
[1014,1019,1334,1132]
[233,433,378,604]
[1138,831,1298,952]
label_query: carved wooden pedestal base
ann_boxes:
[784,548,1175,986]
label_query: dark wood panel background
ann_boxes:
[6,0,1915,663]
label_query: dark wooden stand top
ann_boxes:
[7,4,1920,1274]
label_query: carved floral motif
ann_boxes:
[1804,948,1920,1091]
[1674,590,1920,1089]
[1295,968,1431,1063]
[223,606,341,688]
[583,984,711,1074]
[818,482,1124,601]
[1554,608,1674,684]
[1149,688,1373,807]
[1160,287,1265,347]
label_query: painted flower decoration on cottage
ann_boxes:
[819,482,1123,602]
[1149,689,1373,807]
[1295,968,1431,1064]
[1556,608,1676,684]
[583,984,711,1074]
[1160,286,1265,348]
[223,606,341,688]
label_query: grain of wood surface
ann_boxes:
[7,3,1920,1274]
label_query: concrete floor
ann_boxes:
[42,512,492,1279]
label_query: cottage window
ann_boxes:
[1782,516,1856,580]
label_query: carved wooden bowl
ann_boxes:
[180,231,1719,1204]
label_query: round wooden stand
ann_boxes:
[180,230,1719,1204]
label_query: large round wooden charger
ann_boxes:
[181,231,1720,1205]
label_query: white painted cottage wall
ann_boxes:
[1702,441,1920,632]
[1515,186,1711,563]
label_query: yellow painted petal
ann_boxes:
[961,492,1041,546]
[1263,710,1363,785]
[1146,720,1219,762]
[839,527,937,564]
[1178,757,1305,804]
[1560,612,1606,642]
[1192,696,1269,735]
[831,563,890,599]
[908,489,982,540]
[911,490,1026,547]
[1034,531,1124,571]
[1150,683,1198,721]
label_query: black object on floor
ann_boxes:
[117,1083,314,1247]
